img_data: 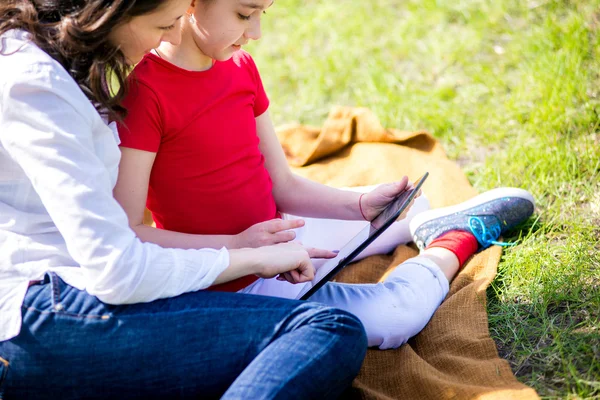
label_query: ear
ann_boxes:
[188,0,196,14]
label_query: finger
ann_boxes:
[389,176,409,195]
[286,218,305,229]
[396,198,416,221]
[305,247,338,259]
[282,271,295,284]
[300,266,315,282]
[293,272,312,284]
[290,269,302,282]
[374,183,400,198]
[295,263,315,282]
[376,178,410,199]
[397,208,410,221]
[273,230,296,243]
[397,176,410,190]
[267,218,305,233]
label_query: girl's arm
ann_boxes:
[114,147,238,249]
[114,147,305,249]
[256,111,410,220]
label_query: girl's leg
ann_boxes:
[284,187,430,260]
[0,273,366,400]
[245,255,450,349]
[248,188,535,349]
[309,255,450,349]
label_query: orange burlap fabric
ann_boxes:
[276,106,539,400]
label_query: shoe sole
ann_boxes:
[409,187,535,236]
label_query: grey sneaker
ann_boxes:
[409,188,535,250]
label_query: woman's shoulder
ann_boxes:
[0,30,78,91]
[0,30,58,77]
[0,30,96,121]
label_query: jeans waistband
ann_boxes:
[28,273,53,288]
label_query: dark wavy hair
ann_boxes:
[0,0,170,120]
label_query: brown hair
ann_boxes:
[0,0,170,120]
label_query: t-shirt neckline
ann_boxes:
[145,52,220,78]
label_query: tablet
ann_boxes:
[297,172,429,300]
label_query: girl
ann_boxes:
[0,0,369,398]
[115,0,536,349]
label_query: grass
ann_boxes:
[246,0,600,398]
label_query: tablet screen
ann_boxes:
[297,172,428,300]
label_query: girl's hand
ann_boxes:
[254,243,337,284]
[232,218,305,248]
[360,176,414,221]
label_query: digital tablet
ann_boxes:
[297,172,429,300]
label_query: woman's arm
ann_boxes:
[215,243,334,285]
[256,111,410,220]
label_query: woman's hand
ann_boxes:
[253,243,337,284]
[231,218,305,248]
[360,177,414,221]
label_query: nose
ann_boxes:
[244,17,262,41]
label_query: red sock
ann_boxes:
[425,230,479,267]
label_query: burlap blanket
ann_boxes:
[276,107,539,400]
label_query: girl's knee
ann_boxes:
[374,307,434,349]
[364,287,440,349]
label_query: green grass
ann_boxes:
[246,0,600,398]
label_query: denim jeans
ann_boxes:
[0,273,367,399]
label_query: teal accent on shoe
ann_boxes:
[467,216,514,248]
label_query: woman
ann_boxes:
[0,1,367,398]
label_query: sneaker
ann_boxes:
[409,188,535,250]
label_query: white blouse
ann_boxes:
[0,30,230,341]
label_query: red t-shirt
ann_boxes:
[119,51,275,292]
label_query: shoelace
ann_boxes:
[468,216,514,248]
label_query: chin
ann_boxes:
[133,54,146,64]
[123,54,144,66]
[216,50,237,61]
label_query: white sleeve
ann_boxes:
[0,66,230,305]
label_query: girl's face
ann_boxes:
[190,0,273,61]
[109,0,192,65]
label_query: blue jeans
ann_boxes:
[0,273,367,399]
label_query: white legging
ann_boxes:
[240,188,450,349]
